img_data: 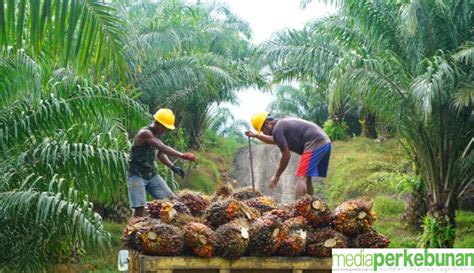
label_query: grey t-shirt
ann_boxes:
[272,117,331,155]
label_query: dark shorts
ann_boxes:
[295,143,331,177]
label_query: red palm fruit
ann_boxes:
[183,222,216,258]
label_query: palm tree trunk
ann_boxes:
[361,112,377,139]
[402,187,427,228]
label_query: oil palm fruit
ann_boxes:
[294,196,333,228]
[264,203,296,222]
[248,217,283,256]
[183,222,216,257]
[355,229,390,248]
[306,227,348,257]
[204,199,259,229]
[245,196,277,214]
[178,190,210,217]
[333,199,377,236]
[215,219,250,259]
[138,220,184,256]
[160,202,201,227]
[277,217,308,257]
[146,200,165,219]
[121,217,153,252]
[232,187,263,200]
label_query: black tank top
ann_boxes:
[128,126,158,179]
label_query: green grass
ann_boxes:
[326,137,474,248]
[454,211,474,248]
[180,132,244,194]
[324,137,407,206]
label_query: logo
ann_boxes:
[332,249,474,272]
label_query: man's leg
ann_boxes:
[295,176,308,200]
[147,175,177,200]
[127,175,147,217]
[133,207,145,217]
[306,176,314,196]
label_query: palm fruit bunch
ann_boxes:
[248,216,283,256]
[178,190,210,217]
[160,201,200,227]
[333,199,377,236]
[212,183,234,202]
[138,220,184,256]
[277,217,308,257]
[245,196,277,214]
[215,219,250,259]
[355,229,390,248]
[306,227,348,257]
[232,187,263,201]
[121,217,153,252]
[294,196,333,228]
[146,200,165,218]
[203,199,259,229]
[264,203,296,222]
[183,222,216,258]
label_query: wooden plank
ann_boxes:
[140,256,332,271]
[128,250,140,273]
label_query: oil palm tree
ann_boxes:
[267,82,329,126]
[0,52,149,270]
[293,0,473,247]
[0,0,130,81]
[124,0,266,148]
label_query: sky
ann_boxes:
[216,0,337,123]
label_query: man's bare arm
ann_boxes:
[138,130,184,158]
[157,151,173,167]
[275,147,291,178]
[245,131,275,144]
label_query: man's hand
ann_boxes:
[171,165,186,178]
[245,130,258,138]
[269,175,280,190]
[182,152,197,161]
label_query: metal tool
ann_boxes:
[248,136,256,192]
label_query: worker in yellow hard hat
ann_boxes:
[246,112,331,200]
[127,108,197,217]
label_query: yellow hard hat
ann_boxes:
[251,111,269,134]
[153,108,176,130]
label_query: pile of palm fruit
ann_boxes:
[122,185,390,258]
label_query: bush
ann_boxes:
[323,120,348,140]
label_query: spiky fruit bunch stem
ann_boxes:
[333,199,377,236]
[355,229,390,248]
[183,222,216,257]
[294,196,333,228]
[248,217,282,256]
[306,227,348,257]
[215,219,250,259]
[277,217,308,257]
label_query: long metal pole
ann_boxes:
[248,136,256,192]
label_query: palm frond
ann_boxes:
[0,178,109,271]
